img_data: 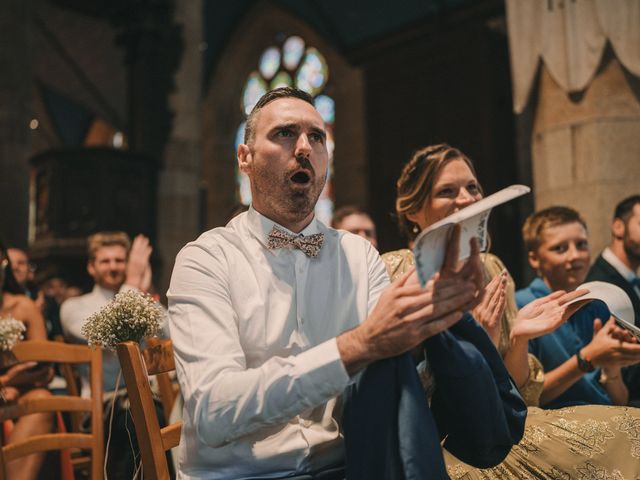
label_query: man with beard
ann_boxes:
[167,87,524,479]
[587,195,640,403]
[60,231,163,477]
[61,231,153,392]
[588,195,640,325]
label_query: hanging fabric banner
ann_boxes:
[506,0,640,113]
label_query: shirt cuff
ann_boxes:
[296,338,350,399]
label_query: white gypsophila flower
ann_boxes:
[81,290,164,350]
[0,317,26,351]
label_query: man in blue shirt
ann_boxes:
[516,206,640,408]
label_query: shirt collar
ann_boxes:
[530,277,551,297]
[245,205,321,255]
[602,247,638,281]
[91,284,117,301]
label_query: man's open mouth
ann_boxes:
[291,171,311,184]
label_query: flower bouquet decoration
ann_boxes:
[81,290,164,476]
[0,317,26,352]
[0,317,26,376]
[81,289,164,349]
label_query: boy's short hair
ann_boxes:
[522,206,587,252]
[87,231,131,261]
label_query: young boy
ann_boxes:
[517,206,640,408]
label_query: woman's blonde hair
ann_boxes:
[395,143,480,240]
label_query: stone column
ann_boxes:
[155,0,202,293]
[0,0,32,247]
[532,51,640,256]
[114,0,183,160]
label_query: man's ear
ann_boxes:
[87,261,96,279]
[528,250,540,271]
[237,144,252,175]
[612,218,625,240]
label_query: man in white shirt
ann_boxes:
[167,87,484,479]
[60,231,153,393]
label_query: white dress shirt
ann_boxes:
[60,285,128,394]
[602,247,640,300]
[167,207,389,479]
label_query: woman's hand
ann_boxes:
[510,289,588,342]
[473,271,507,347]
[0,385,20,403]
[1,362,54,389]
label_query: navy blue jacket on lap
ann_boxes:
[343,314,527,479]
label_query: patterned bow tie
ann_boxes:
[267,226,324,257]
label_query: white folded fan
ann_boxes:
[565,281,640,340]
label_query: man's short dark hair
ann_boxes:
[331,205,370,229]
[243,87,315,146]
[614,195,640,224]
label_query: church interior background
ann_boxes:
[2,0,639,296]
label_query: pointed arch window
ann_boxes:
[234,35,335,225]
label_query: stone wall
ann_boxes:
[532,52,640,258]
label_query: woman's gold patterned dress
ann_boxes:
[381,249,640,480]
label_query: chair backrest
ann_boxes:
[0,340,103,480]
[144,337,180,422]
[53,335,84,433]
[117,340,182,480]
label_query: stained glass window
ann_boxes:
[296,48,328,96]
[242,72,268,115]
[283,36,305,70]
[314,95,335,124]
[259,47,281,80]
[235,35,335,225]
[270,71,293,90]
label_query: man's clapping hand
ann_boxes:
[125,234,153,292]
[337,225,483,375]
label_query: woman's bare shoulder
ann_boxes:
[2,292,40,322]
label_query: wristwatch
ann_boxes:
[576,349,595,373]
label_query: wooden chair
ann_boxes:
[145,337,180,423]
[0,340,103,480]
[53,335,84,434]
[117,340,182,480]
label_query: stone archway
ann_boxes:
[201,2,366,228]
